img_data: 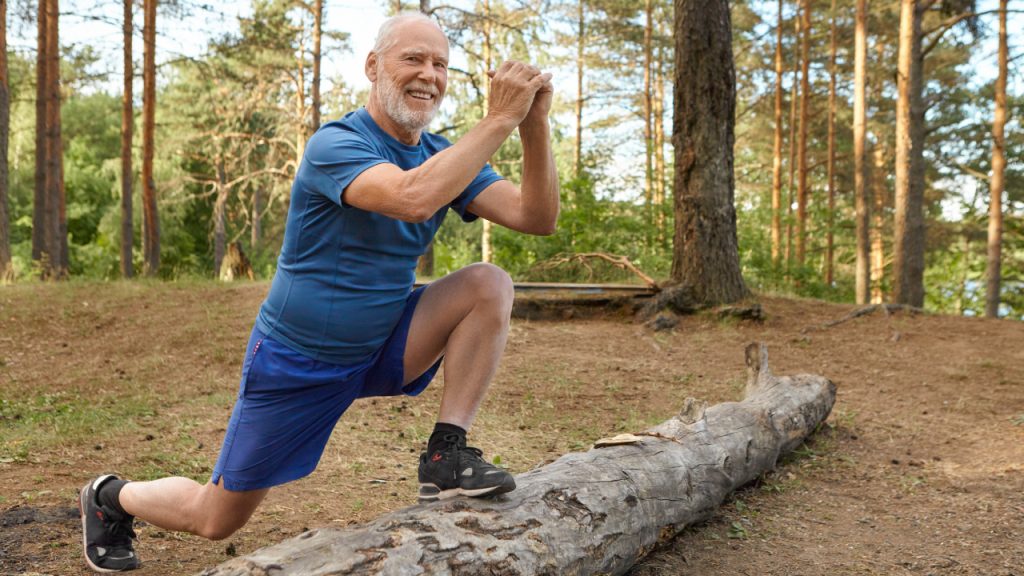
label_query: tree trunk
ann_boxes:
[984,0,1007,318]
[141,0,159,276]
[574,0,584,179]
[310,0,322,132]
[0,0,12,283]
[785,8,799,269]
[296,34,307,167]
[480,0,493,264]
[669,0,747,305]
[213,159,227,277]
[201,344,835,576]
[892,0,925,307]
[653,20,667,242]
[770,0,784,267]
[251,186,262,252]
[825,0,837,286]
[415,0,434,278]
[795,0,811,268]
[121,0,134,279]
[32,0,48,276]
[853,0,869,304]
[44,0,66,279]
[870,140,887,304]
[643,0,654,226]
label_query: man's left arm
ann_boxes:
[466,74,559,236]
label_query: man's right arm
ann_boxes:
[343,62,550,222]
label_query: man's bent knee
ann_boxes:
[462,263,514,312]
[195,517,247,541]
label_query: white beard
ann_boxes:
[376,67,440,134]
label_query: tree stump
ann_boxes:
[200,343,835,576]
[219,242,255,282]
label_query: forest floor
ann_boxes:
[0,281,1022,576]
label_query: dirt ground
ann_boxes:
[0,281,1022,576]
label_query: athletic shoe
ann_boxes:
[417,434,516,501]
[78,475,140,572]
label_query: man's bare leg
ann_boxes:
[119,478,268,540]
[402,262,514,429]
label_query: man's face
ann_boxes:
[371,21,449,134]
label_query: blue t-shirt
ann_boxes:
[255,108,503,365]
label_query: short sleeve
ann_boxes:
[303,124,390,206]
[450,163,504,222]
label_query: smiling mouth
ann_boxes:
[407,90,436,101]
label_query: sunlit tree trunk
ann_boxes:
[670,0,747,305]
[0,0,12,283]
[480,0,493,264]
[984,0,1007,318]
[795,0,811,268]
[32,0,49,275]
[870,141,887,304]
[825,0,837,286]
[214,158,227,276]
[311,0,323,132]
[416,0,434,277]
[653,20,667,242]
[574,0,584,179]
[121,0,134,278]
[892,0,925,307]
[853,0,869,303]
[785,8,799,269]
[643,0,654,226]
[770,0,784,267]
[44,0,67,278]
[251,187,262,251]
[296,34,307,166]
[141,0,160,276]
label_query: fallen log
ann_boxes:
[201,343,836,576]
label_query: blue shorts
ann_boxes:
[211,287,441,491]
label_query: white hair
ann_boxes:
[372,12,445,55]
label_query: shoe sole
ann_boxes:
[79,477,130,574]
[417,482,516,502]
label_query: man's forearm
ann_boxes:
[400,115,518,219]
[518,118,560,234]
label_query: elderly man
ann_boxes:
[77,12,557,573]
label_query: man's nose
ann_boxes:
[416,63,437,83]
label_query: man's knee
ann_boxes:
[463,263,514,313]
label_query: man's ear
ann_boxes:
[365,52,378,82]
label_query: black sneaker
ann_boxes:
[79,475,140,572]
[418,434,516,501]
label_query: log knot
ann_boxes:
[542,489,606,528]
[677,397,708,425]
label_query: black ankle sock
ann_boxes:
[427,422,467,455]
[97,478,131,518]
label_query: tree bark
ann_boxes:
[415,0,434,278]
[121,0,134,279]
[669,0,747,305]
[213,158,227,277]
[643,0,654,226]
[653,20,667,241]
[770,0,784,267]
[32,0,48,276]
[853,0,869,303]
[201,344,835,576]
[0,0,12,283]
[141,0,160,276]
[795,0,811,268]
[785,8,800,268]
[574,0,584,179]
[984,0,1007,318]
[870,140,887,304]
[825,0,837,286]
[44,0,66,278]
[480,0,493,264]
[310,0,323,132]
[892,0,925,307]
